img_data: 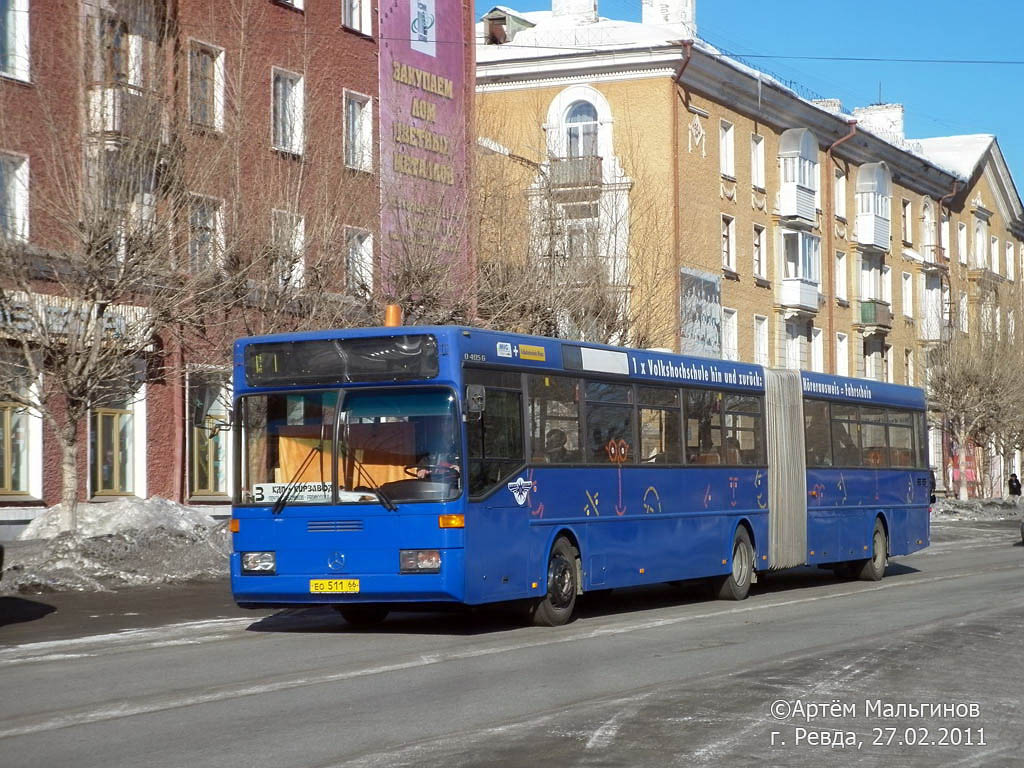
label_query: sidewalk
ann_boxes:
[0,578,259,647]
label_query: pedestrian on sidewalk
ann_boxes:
[1008,472,1021,503]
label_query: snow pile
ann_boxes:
[1,497,230,595]
[931,497,1024,522]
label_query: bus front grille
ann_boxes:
[307,520,364,533]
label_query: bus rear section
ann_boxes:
[230,383,470,612]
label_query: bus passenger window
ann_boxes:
[723,395,764,465]
[830,404,861,466]
[527,374,581,464]
[685,389,722,464]
[861,406,889,467]
[804,399,832,467]
[888,410,915,468]
[586,404,634,463]
[640,407,681,463]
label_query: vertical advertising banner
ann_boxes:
[679,267,722,358]
[379,0,468,298]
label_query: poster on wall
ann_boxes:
[379,0,469,297]
[679,267,722,358]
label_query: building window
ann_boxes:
[959,292,968,333]
[346,227,373,294]
[344,91,373,171]
[189,42,225,131]
[343,0,372,34]
[834,167,846,219]
[279,0,304,9]
[1007,242,1016,281]
[719,120,734,178]
[885,344,894,383]
[752,224,765,278]
[836,332,848,376]
[782,230,821,283]
[272,68,304,154]
[0,152,29,242]
[991,236,1000,275]
[901,199,912,244]
[904,349,914,386]
[188,371,230,497]
[91,388,138,496]
[100,16,142,87]
[188,195,223,272]
[811,327,823,372]
[0,0,30,81]
[0,400,29,494]
[721,214,736,271]
[957,221,967,265]
[902,271,913,317]
[271,209,305,286]
[779,128,820,222]
[565,101,598,158]
[974,220,987,269]
[750,133,764,188]
[835,251,847,300]
[784,322,801,370]
[753,315,768,365]
[721,307,737,361]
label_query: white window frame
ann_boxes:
[271,67,304,155]
[721,307,738,361]
[1,0,30,82]
[343,0,372,35]
[188,40,225,132]
[885,344,894,383]
[345,226,373,294]
[974,220,987,269]
[271,208,305,286]
[185,369,232,499]
[810,327,823,372]
[0,151,29,242]
[188,193,224,272]
[901,198,912,244]
[902,271,913,318]
[940,210,950,258]
[719,120,734,178]
[957,221,967,265]
[835,251,847,301]
[752,223,765,278]
[835,332,848,377]
[721,214,736,271]
[753,315,768,366]
[88,381,147,499]
[784,321,801,370]
[1007,241,1015,281]
[750,133,764,189]
[344,90,373,172]
[991,236,1000,275]
[781,229,821,284]
[834,167,847,220]
[881,264,892,305]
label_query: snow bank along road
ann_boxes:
[1,520,1022,768]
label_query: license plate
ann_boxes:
[309,579,360,594]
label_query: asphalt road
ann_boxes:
[1,519,1022,768]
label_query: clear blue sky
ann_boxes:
[476,0,1024,195]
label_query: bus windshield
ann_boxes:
[239,388,461,506]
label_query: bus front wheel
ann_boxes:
[714,527,754,601]
[336,604,390,627]
[532,537,579,627]
[855,520,888,581]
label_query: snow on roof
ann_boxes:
[915,135,994,180]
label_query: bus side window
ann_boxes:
[830,404,861,467]
[723,394,764,466]
[804,399,832,467]
[638,386,681,464]
[527,374,581,464]
[685,389,723,464]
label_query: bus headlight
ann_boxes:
[241,551,276,574]
[400,549,441,573]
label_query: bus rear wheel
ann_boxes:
[336,604,390,627]
[855,520,888,581]
[714,527,754,601]
[531,537,579,627]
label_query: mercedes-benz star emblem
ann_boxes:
[328,552,346,571]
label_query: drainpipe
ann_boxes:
[824,120,857,373]
[672,41,693,351]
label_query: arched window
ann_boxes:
[565,101,598,158]
[922,199,935,247]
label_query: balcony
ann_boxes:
[547,156,602,194]
[779,182,816,223]
[88,85,162,138]
[919,316,951,343]
[779,278,819,314]
[856,299,892,334]
[856,212,890,251]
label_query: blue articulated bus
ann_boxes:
[230,325,931,626]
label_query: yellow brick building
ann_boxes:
[476,0,1024,490]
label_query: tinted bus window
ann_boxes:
[831,403,861,467]
[685,390,723,464]
[861,406,889,467]
[804,399,833,467]
[888,410,915,468]
[639,391,682,465]
[638,386,679,408]
[528,375,581,464]
[914,412,928,469]
[723,395,765,465]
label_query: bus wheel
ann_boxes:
[336,604,390,627]
[532,537,579,627]
[714,527,754,601]
[856,520,888,581]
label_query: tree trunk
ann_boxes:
[59,431,79,533]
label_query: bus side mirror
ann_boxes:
[466,385,485,414]
[930,494,936,505]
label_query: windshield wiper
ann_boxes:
[343,446,398,512]
[271,445,323,515]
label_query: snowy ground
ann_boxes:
[931,496,1024,522]
[0,497,229,595]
